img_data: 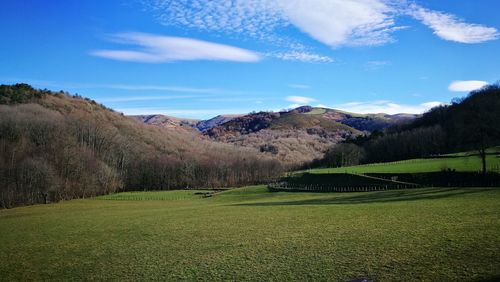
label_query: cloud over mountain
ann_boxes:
[336,100,445,115]
[286,96,317,104]
[448,80,489,92]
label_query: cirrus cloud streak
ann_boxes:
[91,32,262,63]
[286,95,317,104]
[409,4,499,44]
[268,51,334,63]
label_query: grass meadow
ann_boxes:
[1,186,499,281]
[308,155,500,174]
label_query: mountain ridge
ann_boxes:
[130,106,418,133]
[131,105,418,165]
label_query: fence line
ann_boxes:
[268,181,420,193]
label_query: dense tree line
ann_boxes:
[0,83,50,104]
[363,125,447,162]
[311,84,500,171]
[0,84,282,208]
[317,143,365,168]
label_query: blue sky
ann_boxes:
[1,0,499,119]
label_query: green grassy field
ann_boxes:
[1,186,499,281]
[304,108,327,115]
[308,154,500,174]
[98,190,210,201]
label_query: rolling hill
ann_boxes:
[130,114,199,129]
[134,106,417,165]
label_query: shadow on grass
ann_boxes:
[474,276,500,282]
[234,188,494,206]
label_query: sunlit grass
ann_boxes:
[308,155,500,174]
[97,190,208,201]
[1,186,499,281]
[304,108,326,115]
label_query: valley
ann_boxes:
[1,84,499,281]
[2,1,500,281]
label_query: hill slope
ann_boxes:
[311,84,500,171]
[130,114,199,128]
[309,153,500,174]
[0,84,281,208]
[202,106,415,165]
[133,106,415,165]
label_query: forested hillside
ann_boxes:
[136,106,415,165]
[0,84,282,208]
[315,85,500,172]
[204,106,415,165]
[4,83,493,208]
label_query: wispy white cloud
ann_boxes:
[286,95,316,104]
[144,1,498,48]
[269,51,334,63]
[409,4,499,43]
[335,100,445,114]
[448,80,488,92]
[97,95,201,103]
[100,84,221,93]
[315,104,329,108]
[365,60,391,71]
[145,0,402,48]
[196,97,274,103]
[3,78,269,97]
[279,0,401,47]
[145,0,285,41]
[288,84,311,89]
[115,107,252,119]
[286,104,302,109]
[91,32,262,63]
